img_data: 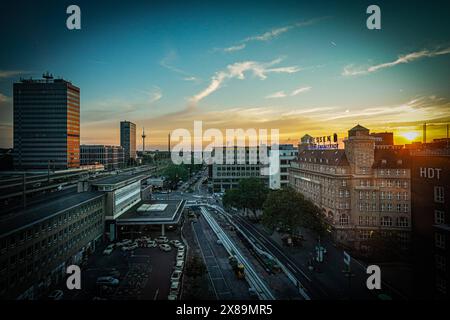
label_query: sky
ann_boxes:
[0,0,449,150]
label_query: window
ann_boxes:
[381,216,392,227]
[397,217,409,227]
[434,186,445,203]
[435,210,445,224]
[435,254,446,272]
[436,276,447,294]
[435,233,446,249]
[339,214,349,225]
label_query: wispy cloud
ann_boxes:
[291,86,312,96]
[160,50,198,81]
[266,86,311,99]
[342,47,450,76]
[266,91,287,99]
[220,17,328,53]
[0,70,29,79]
[190,58,301,106]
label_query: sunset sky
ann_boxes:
[1,0,449,150]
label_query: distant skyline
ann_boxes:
[1,0,450,150]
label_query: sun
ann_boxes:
[402,131,419,141]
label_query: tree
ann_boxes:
[222,188,241,209]
[262,187,326,236]
[235,178,268,219]
[163,163,189,187]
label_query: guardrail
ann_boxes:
[200,206,275,300]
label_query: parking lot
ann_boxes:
[58,234,185,300]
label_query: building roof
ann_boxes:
[0,191,104,238]
[91,173,145,186]
[349,124,369,132]
[297,149,350,166]
[372,149,410,169]
[117,199,185,225]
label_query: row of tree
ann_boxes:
[222,178,327,236]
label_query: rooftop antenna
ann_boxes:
[42,71,53,82]
[141,127,146,152]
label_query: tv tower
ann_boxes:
[141,127,147,152]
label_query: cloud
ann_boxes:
[266,91,287,99]
[0,70,29,79]
[291,86,312,96]
[219,17,328,53]
[342,47,450,76]
[160,50,198,81]
[266,86,311,99]
[148,86,162,103]
[223,44,246,52]
[190,58,301,106]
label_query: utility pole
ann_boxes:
[142,127,146,153]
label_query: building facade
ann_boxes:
[269,144,298,189]
[410,152,450,299]
[120,121,136,164]
[13,74,80,170]
[288,125,411,250]
[208,146,270,192]
[0,192,104,300]
[80,144,124,170]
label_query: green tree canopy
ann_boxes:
[262,187,326,236]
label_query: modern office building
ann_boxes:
[269,144,298,189]
[208,146,270,192]
[410,150,450,299]
[80,144,124,170]
[288,125,411,250]
[13,73,80,170]
[0,191,105,300]
[120,121,136,164]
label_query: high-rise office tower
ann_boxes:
[13,73,80,170]
[120,120,136,163]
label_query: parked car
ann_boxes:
[177,252,184,260]
[171,270,182,281]
[175,260,184,270]
[103,247,113,255]
[159,244,172,252]
[121,243,138,251]
[96,277,119,286]
[170,281,180,294]
[168,294,177,300]
[48,290,64,300]
[146,240,157,248]
[156,236,169,244]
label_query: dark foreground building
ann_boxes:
[411,152,450,299]
[13,74,80,170]
[0,192,104,300]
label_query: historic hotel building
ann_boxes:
[288,125,411,250]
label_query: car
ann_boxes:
[103,248,113,255]
[121,243,138,251]
[116,239,132,247]
[169,240,179,246]
[175,260,184,270]
[177,252,184,260]
[156,236,169,244]
[216,239,223,245]
[177,246,185,253]
[159,244,172,252]
[170,281,180,295]
[146,240,157,248]
[107,270,121,278]
[171,270,182,281]
[168,294,177,300]
[48,290,64,300]
[106,244,115,250]
[96,277,119,286]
